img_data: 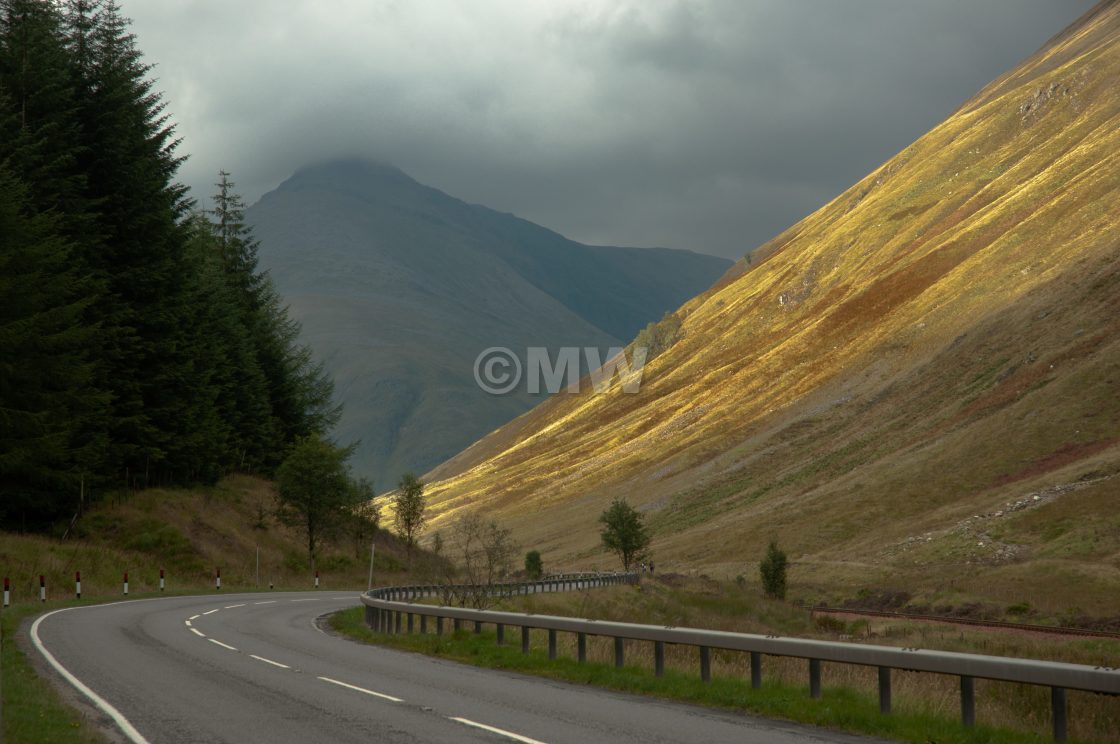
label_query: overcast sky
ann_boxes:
[127,1,1096,260]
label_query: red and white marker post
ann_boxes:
[39,574,46,602]
[314,570,320,589]
[215,567,221,591]
[123,571,129,595]
[76,571,82,599]
[3,576,9,607]
[159,568,165,592]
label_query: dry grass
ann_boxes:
[0,475,412,601]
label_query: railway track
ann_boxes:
[811,606,1120,640]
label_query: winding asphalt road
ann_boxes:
[31,592,881,744]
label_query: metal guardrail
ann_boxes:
[361,574,1119,742]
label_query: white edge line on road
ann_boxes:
[254,600,276,604]
[184,619,192,626]
[317,676,403,702]
[249,654,290,669]
[189,614,201,620]
[224,603,247,609]
[448,717,549,744]
[290,598,320,602]
[30,608,152,744]
[203,608,220,615]
[208,638,238,651]
[190,628,206,638]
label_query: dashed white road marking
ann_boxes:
[189,614,201,620]
[208,638,238,651]
[202,608,220,615]
[448,717,549,744]
[317,676,403,702]
[250,654,290,669]
[224,603,246,609]
[30,609,152,744]
[291,598,320,602]
[189,628,206,638]
[254,600,276,605]
[184,620,192,627]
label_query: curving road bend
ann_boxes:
[31,592,881,744]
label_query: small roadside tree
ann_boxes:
[275,435,351,568]
[444,513,518,608]
[759,541,788,599]
[347,476,379,558]
[393,472,426,564]
[598,498,650,571]
[524,550,543,580]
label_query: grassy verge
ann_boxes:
[1,601,103,744]
[329,606,1100,744]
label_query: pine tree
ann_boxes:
[0,164,106,527]
[66,0,200,485]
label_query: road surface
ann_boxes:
[31,592,882,744]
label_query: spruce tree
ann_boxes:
[0,164,106,527]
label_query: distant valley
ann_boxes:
[248,160,729,488]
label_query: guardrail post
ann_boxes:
[474,620,482,634]
[420,614,427,634]
[700,646,711,683]
[578,632,587,663]
[407,613,414,634]
[655,641,665,677]
[960,675,975,727]
[614,636,625,668]
[395,611,402,634]
[750,651,762,689]
[522,626,530,654]
[496,623,505,645]
[809,659,821,699]
[548,629,557,660]
[878,667,892,714]
[1051,687,1067,742]
[454,618,462,632]
[436,616,444,636]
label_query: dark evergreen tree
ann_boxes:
[0,164,106,527]
[66,0,199,485]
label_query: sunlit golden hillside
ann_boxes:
[419,3,1120,612]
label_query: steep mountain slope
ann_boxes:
[422,3,1120,612]
[248,161,728,488]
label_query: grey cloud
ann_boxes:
[127,0,1096,259]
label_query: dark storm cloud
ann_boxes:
[126,1,1096,259]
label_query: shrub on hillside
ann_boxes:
[759,541,788,599]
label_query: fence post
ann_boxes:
[878,667,892,714]
[700,646,711,683]
[655,641,665,677]
[614,636,625,668]
[960,675,975,727]
[578,632,587,663]
[1051,687,1067,742]
[548,629,557,660]
[750,651,762,689]
[809,658,821,698]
